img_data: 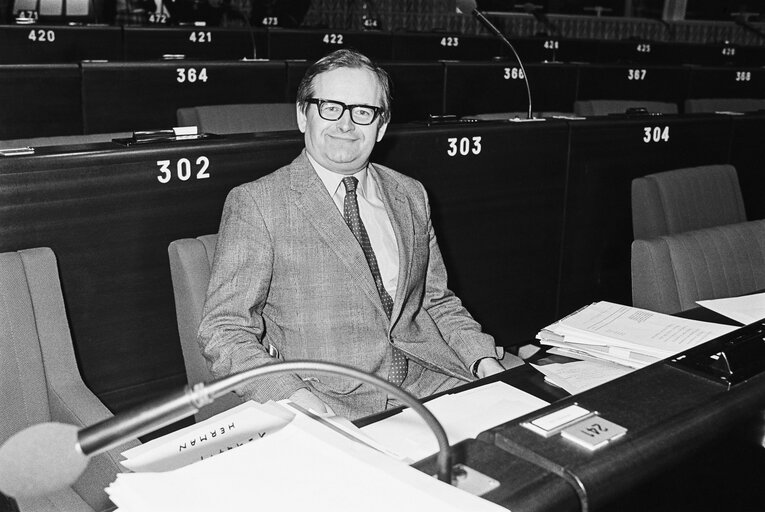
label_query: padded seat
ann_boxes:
[631,220,765,314]
[631,164,746,240]
[574,100,678,116]
[0,247,138,512]
[168,235,243,421]
[176,103,298,134]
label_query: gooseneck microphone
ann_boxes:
[456,0,534,119]
[0,360,452,499]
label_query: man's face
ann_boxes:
[297,67,389,175]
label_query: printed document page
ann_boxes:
[546,301,736,357]
[697,292,765,326]
[531,360,632,395]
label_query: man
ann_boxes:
[199,49,511,420]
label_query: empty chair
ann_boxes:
[176,103,298,134]
[462,111,573,121]
[0,247,138,512]
[684,98,765,114]
[631,219,765,314]
[168,234,243,421]
[574,100,678,116]
[631,164,746,240]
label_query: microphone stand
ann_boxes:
[467,8,534,119]
[1,360,452,498]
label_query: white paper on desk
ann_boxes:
[531,361,633,395]
[119,400,294,472]
[545,301,736,357]
[360,381,549,462]
[697,292,765,326]
[107,412,507,512]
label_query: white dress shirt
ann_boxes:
[308,154,399,300]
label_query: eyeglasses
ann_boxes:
[306,98,383,126]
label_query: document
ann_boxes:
[360,381,549,462]
[531,360,633,395]
[107,412,508,512]
[697,292,765,326]
[537,302,736,367]
[120,400,295,472]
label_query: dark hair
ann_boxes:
[296,49,392,124]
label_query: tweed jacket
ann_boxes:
[198,151,498,419]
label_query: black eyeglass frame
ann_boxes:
[306,98,384,125]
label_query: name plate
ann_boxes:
[561,415,627,451]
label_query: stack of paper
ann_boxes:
[531,360,632,395]
[537,301,737,369]
[107,412,508,512]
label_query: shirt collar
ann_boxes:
[307,152,369,200]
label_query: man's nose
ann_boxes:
[336,109,355,131]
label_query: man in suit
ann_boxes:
[199,49,512,420]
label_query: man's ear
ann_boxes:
[376,120,389,142]
[296,103,306,133]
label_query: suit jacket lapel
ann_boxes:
[371,164,415,325]
[291,153,386,317]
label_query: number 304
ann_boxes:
[156,157,210,183]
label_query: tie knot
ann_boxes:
[342,176,358,194]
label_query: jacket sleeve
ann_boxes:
[197,185,307,402]
[418,184,499,368]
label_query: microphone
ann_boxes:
[456,0,534,119]
[0,360,452,499]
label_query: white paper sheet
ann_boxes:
[360,381,549,462]
[108,413,508,512]
[697,292,765,326]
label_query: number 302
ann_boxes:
[156,156,210,183]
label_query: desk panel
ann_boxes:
[0,133,305,412]
[267,28,393,60]
[558,115,733,313]
[81,60,288,133]
[122,26,265,60]
[444,61,578,116]
[575,64,689,105]
[0,24,121,64]
[390,32,501,61]
[730,114,765,221]
[686,66,765,99]
[374,121,569,347]
[0,64,83,138]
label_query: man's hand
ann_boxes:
[289,388,333,415]
[476,357,505,379]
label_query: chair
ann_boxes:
[168,234,243,421]
[573,100,678,117]
[631,219,765,314]
[684,98,765,114]
[0,247,138,512]
[176,103,299,134]
[631,164,747,240]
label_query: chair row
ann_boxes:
[3,59,765,140]
[3,24,765,66]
